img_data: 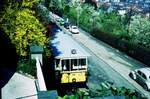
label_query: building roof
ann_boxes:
[50,31,90,59]
[2,73,37,99]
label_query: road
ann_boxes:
[38,5,150,98]
[71,29,150,98]
[54,16,150,98]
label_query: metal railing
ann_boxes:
[36,57,47,91]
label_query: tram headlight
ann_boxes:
[72,78,76,82]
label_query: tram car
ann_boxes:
[50,28,90,84]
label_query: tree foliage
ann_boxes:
[22,0,39,8]
[129,15,150,48]
[1,0,48,57]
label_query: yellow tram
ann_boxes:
[50,28,90,83]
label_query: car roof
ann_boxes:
[72,26,77,27]
[137,68,150,76]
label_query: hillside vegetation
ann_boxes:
[45,0,150,65]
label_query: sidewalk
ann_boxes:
[2,73,37,99]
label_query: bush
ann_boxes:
[17,59,36,77]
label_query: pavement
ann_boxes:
[2,73,37,99]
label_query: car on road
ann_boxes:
[69,26,79,34]
[56,18,65,25]
[59,20,65,26]
[129,67,150,91]
[64,22,70,29]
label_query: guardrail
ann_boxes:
[36,58,47,91]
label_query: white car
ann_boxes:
[129,67,150,91]
[69,26,79,34]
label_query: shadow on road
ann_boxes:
[0,28,18,96]
[42,55,56,90]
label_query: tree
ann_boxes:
[1,0,48,57]
[96,12,126,39]
[22,0,39,8]
[129,15,150,48]
[2,9,48,57]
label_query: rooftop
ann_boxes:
[2,73,37,99]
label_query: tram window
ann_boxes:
[62,60,64,67]
[62,59,69,71]
[71,59,77,66]
[81,59,86,65]
[66,60,69,68]
[56,59,60,67]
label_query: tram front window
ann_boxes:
[71,59,77,66]
[56,59,60,68]
[79,58,86,70]
[71,58,86,70]
[71,59,78,70]
[62,59,69,71]
[80,59,86,66]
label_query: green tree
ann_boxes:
[98,12,125,37]
[129,15,150,48]
[22,0,39,8]
[3,9,47,57]
[1,0,48,57]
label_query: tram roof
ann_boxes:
[50,31,90,59]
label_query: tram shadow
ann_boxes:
[42,24,63,91]
[42,55,57,90]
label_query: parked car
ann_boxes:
[64,22,70,29]
[56,18,64,25]
[129,68,150,91]
[69,26,79,34]
[59,20,65,26]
